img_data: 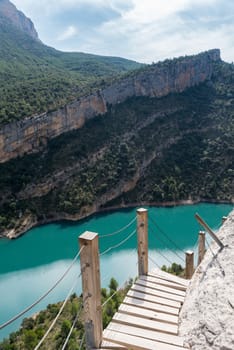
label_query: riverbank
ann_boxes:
[2,198,233,240]
[179,209,234,349]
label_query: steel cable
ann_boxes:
[34,275,80,350]
[0,247,84,330]
[99,216,136,238]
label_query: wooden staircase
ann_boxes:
[100,268,190,350]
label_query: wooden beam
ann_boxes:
[197,231,206,265]
[185,250,194,279]
[195,213,224,249]
[137,208,148,276]
[79,231,102,350]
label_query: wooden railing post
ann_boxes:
[137,208,148,276]
[197,231,206,265]
[185,250,194,279]
[79,231,102,350]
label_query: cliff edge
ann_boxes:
[0,49,221,163]
[0,0,39,40]
[179,210,234,349]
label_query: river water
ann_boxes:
[0,203,232,340]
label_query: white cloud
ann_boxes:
[10,0,234,63]
[58,25,78,41]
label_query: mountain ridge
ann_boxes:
[0,3,233,238]
[0,49,221,163]
[0,0,141,125]
[0,0,39,40]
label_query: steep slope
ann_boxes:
[0,49,220,162]
[179,211,234,349]
[0,0,39,40]
[0,0,141,124]
[0,52,233,238]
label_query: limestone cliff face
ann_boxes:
[179,211,234,349]
[0,49,221,163]
[0,0,39,40]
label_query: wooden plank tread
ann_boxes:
[137,277,186,297]
[127,289,181,309]
[140,274,187,291]
[112,312,178,335]
[106,322,185,347]
[103,329,186,350]
[149,268,190,286]
[123,296,180,315]
[131,283,184,303]
[119,303,178,324]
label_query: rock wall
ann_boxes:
[0,49,221,163]
[179,210,234,349]
[0,0,39,40]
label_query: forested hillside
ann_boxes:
[0,59,233,236]
[0,4,141,125]
[0,1,233,238]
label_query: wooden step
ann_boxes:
[106,322,186,347]
[140,274,187,291]
[137,277,186,297]
[127,289,181,309]
[118,303,178,324]
[123,296,180,315]
[149,268,190,286]
[131,283,184,303]
[103,329,186,350]
[99,340,127,349]
[112,312,178,335]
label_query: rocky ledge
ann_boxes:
[179,209,234,349]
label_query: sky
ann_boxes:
[11,0,234,63]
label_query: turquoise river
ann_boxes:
[0,203,233,340]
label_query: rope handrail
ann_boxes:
[78,334,85,350]
[148,255,162,270]
[149,215,186,255]
[155,248,175,266]
[0,247,84,330]
[99,216,136,238]
[148,227,184,263]
[99,229,136,256]
[34,275,80,350]
[61,302,83,350]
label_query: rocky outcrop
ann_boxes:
[179,210,234,349]
[0,49,221,163]
[0,0,39,40]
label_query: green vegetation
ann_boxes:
[161,263,185,276]
[0,278,132,350]
[0,15,141,125]
[0,60,233,233]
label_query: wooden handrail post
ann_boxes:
[79,231,102,350]
[197,231,206,265]
[195,213,224,250]
[137,208,148,276]
[185,250,194,279]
